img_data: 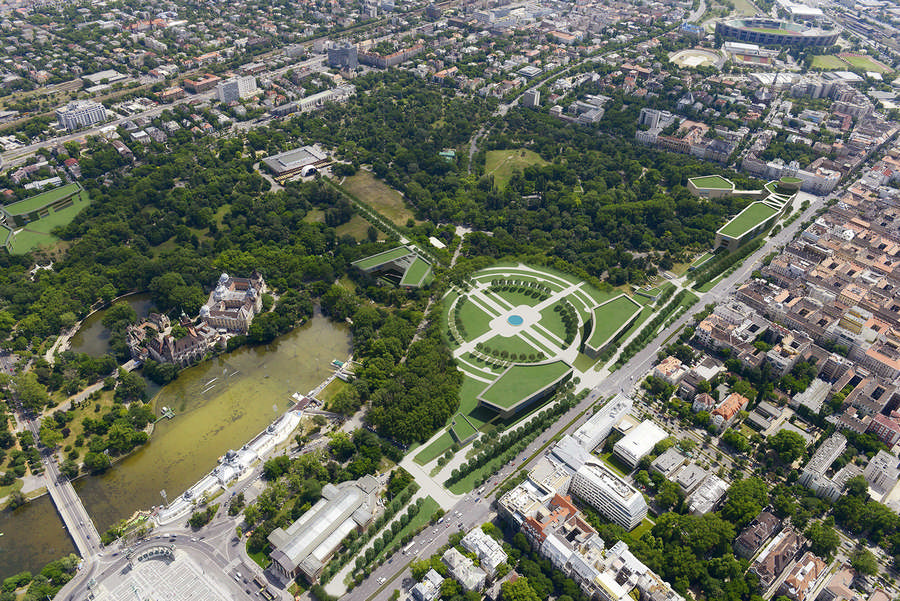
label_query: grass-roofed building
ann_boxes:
[352,245,433,288]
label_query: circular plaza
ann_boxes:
[445,263,642,419]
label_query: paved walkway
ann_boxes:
[452,278,583,364]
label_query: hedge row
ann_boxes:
[444,391,578,487]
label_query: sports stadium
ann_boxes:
[715,18,839,47]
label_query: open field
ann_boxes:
[840,53,892,73]
[6,192,92,254]
[690,251,715,269]
[413,432,455,466]
[3,182,81,215]
[670,49,721,69]
[484,149,548,190]
[718,202,778,238]
[352,246,411,270]
[450,414,477,442]
[456,300,493,339]
[811,54,846,70]
[751,27,795,34]
[335,214,384,241]
[729,0,758,15]
[400,256,433,287]
[342,171,417,226]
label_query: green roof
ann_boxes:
[400,256,432,287]
[718,202,779,238]
[586,295,642,351]
[478,360,571,411]
[352,246,414,271]
[3,183,82,216]
[689,175,734,190]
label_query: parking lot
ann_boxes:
[90,550,234,601]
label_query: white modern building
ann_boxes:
[688,475,729,515]
[412,569,444,601]
[570,459,648,530]
[442,548,487,592]
[56,100,108,131]
[864,450,900,499]
[572,394,633,452]
[799,433,846,489]
[216,75,257,103]
[461,528,507,578]
[613,420,667,468]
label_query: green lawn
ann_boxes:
[586,295,642,350]
[599,452,631,476]
[7,192,92,254]
[450,413,477,442]
[488,288,545,310]
[478,272,565,293]
[631,518,655,539]
[690,251,715,269]
[539,304,568,344]
[483,331,551,359]
[811,55,845,70]
[247,543,272,569]
[718,202,778,238]
[441,289,461,347]
[690,175,732,190]
[458,376,488,418]
[612,305,654,348]
[456,300,494,339]
[675,290,700,312]
[342,171,419,226]
[729,0,757,14]
[484,149,548,190]
[751,27,794,34]
[335,214,385,241]
[4,183,81,216]
[574,352,600,372]
[400,256,433,287]
[479,361,571,410]
[413,431,455,466]
[840,53,893,73]
[695,273,725,293]
[461,353,506,375]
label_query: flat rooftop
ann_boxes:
[352,246,413,270]
[479,360,571,411]
[690,175,734,189]
[262,145,327,174]
[718,202,779,239]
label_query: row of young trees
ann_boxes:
[444,389,581,487]
[615,289,689,368]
